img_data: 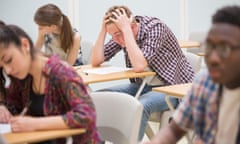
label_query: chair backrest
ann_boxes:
[0,134,7,144]
[81,40,93,64]
[183,51,202,73]
[187,31,207,54]
[90,92,143,144]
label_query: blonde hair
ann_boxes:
[104,5,134,25]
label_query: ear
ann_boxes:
[20,38,30,53]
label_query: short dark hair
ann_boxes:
[0,20,5,27]
[212,5,240,27]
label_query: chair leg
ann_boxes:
[145,122,155,139]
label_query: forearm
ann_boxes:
[67,34,81,66]
[123,28,148,72]
[149,127,179,144]
[91,29,106,66]
[34,116,68,130]
[35,33,44,49]
[147,120,186,144]
[66,53,77,66]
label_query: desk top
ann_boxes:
[75,65,156,84]
[178,40,201,48]
[3,128,85,144]
[152,83,192,98]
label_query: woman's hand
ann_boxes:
[0,105,12,123]
[10,116,36,132]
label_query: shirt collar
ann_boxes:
[135,16,146,45]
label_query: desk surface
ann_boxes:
[3,129,85,144]
[178,40,201,48]
[75,65,156,84]
[152,83,192,98]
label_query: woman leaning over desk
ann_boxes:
[34,3,83,66]
[0,25,99,144]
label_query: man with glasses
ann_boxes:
[91,5,194,141]
[144,5,240,144]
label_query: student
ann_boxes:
[34,3,83,66]
[91,5,194,141]
[144,5,240,144]
[0,25,99,144]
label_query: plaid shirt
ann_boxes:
[173,70,240,144]
[3,55,99,144]
[104,16,194,85]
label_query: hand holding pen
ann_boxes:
[10,101,35,132]
[20,101,32,116]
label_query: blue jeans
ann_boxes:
[98,83,178,141]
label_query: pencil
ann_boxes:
[20,101,31,116]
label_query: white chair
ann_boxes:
[145,51,201,140]
[0,134,7,144]
[187,31,207,55]
[183,51,202,73]
[81,40,93,64]
[90,91,143,144]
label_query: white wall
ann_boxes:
[187,0,240,35]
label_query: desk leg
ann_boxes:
[135,78,147,99]
[165,95,175,112]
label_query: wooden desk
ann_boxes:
[197,52,205,57]
[178,40,201,48]
[75,65,156,99]
[152,83,192,111]
[3,129,85,144]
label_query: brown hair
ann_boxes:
[0,25,36,96]
[34,3,73,52]
[104,5,134,25]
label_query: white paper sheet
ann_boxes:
[0,124,11,134]
[83,66,132,75]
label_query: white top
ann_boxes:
[44,33,67,60]
[215,86,240,144]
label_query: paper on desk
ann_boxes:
[0,124,11,133]
[83,66,132,75]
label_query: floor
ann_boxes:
[105,121,188,144]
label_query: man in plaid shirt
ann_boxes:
[91,5,194,141]
[145,5,240,144]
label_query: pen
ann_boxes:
[20,101,31,116]
[74,66,88,75]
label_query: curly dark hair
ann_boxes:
[212,5,240,27]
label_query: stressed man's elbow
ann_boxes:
[133,64,147,72]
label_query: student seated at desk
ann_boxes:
[91,5,194,141]
[0,24,99,144]
[34,3,83,66]
[144,5,240,144]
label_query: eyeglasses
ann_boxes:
[203,42,240,58]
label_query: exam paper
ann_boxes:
[0,124,11,133]
[83,66,132,75]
